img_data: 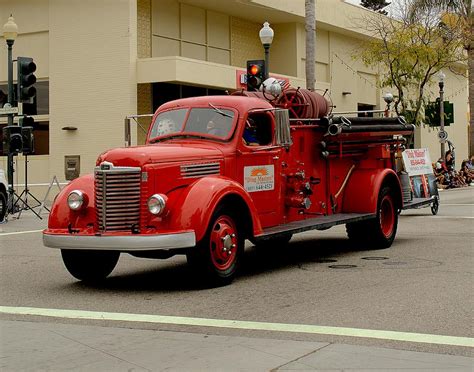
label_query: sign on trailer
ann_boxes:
[402,148,434,176]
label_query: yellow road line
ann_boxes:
[0,306,472,348]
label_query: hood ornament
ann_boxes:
[100,161,114,170]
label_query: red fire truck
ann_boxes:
[43,87,414,286]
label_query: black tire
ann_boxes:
[61,249,120,283]
[255,234,293,249]
[186,205,244,286]
[346,186,398,249]
[431,197,439,215]
[0,190,6,222]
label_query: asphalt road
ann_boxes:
[0,187,473,359]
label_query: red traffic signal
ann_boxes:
[246,60,266,91]
[249,64,260,76]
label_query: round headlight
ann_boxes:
[67,190,84,210]
[148,194,167,215]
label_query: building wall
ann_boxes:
[151,0,232,65]
[230,17,262,68]
[0,0,49,82]
[0,0,470,201]
[48,0,137,181]
[137,0,152,145]
[0,0,50,195]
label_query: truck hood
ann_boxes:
[97,143,224,167]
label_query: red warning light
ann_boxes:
[249,65,260,75]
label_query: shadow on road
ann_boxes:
[64,236,394,293]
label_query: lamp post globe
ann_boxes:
[259,21,274,79]
[3,15,18,42]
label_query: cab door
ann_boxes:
[236,112,283,228]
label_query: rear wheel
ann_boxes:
[187,206,243,286]
[431,197,439,215]
[346,186,398,249]
[61,249,120,283]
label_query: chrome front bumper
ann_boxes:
[43,231,196,251]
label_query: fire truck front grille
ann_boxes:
[95,166,141,232]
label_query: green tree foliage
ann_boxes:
[409,0,473,154]
[361,0,391,15]
[357,9,466,125]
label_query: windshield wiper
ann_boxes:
[209,103,233,118]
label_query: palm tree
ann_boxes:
[305,0,316,90]
[410,0,473,156]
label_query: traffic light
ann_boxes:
[246,60,266,91]
[19,115,35,127]
[17,57,37,103]
[21,127,35,155]
[19,116,35,155]
[2,126,23,155]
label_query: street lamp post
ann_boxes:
[259,22,274,80]
[438,71,446,158]
[3,15,17,127]
[3,15,18,213]
[438,71,446,159]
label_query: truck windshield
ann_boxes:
[149,107,235,142]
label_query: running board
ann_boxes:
[402,196,436,210]
[255,213,375,242]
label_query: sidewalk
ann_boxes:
[1,320,472,371]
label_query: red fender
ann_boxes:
[342,169,402,213]
[167,176,262,242]
[47,174,96,230]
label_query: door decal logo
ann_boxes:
[250,167,268,177]
[244,165,274,192]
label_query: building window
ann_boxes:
[358,103,375,117]
[151,1,231,65]
[152,82,227,112]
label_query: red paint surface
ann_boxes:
[46,94,407,248]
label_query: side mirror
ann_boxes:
[275,109,292,147]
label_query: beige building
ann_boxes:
[0,0,469,198]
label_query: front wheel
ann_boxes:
[187,206,243,286]
[61,249,120,283]
[346,186,398,249]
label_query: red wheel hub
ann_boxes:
[379,195,395,238]
[209,215,238,271]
